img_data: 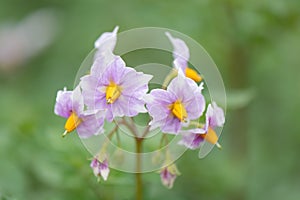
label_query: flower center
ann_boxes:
[185,67,202,82]
[170,100,188,122]
[64,112,82,133]
[106,82,122,104]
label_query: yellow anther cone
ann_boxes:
[185,67,202,82]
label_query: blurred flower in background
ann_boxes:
[0,9,59,73]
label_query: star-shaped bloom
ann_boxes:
[54,86,105,138]
[80,56,153,122]
[160,163,180,189]
[90,157,110,181]
[166,32,202,82]
[146,73,205,134]
[179,102,225,149]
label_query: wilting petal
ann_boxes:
[90,158,100,177]
[99,159,110,181]
[160,164,180,189]
[90,158,110,181]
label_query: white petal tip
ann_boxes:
[62,130,68,138]
[113,26,119,33]
[216,142,222,150]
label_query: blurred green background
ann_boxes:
[1,0,300,199]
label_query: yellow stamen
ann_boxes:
[169,100,188,122]
[201,127,222,149]
[185,67,202,82]
[63,112,82,137]
[106,82,122,104]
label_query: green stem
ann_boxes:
[119,117,151,200]
[135,137,143,200]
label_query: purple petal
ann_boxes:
[100,56,128,85]
[76,109,105,138]
[146,89,176,106]
[72,86,84,115]
[178,132,204,149]
[168,75,205,119]
[167,75,194,103]
[161,115,182,134]
[54,87,72,118]
[80,75,106,110]
[121,69,153,95]
[111,95,147,119]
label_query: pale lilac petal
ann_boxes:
[80,75,106,110]
[184,91,205,120]
[207,102,225,128]
[54,87,72,118]
[112,95,147,118]
[105,107,114,122]
[77,109,105,138]
[94,26,119,51]
[100,56,128,85]
[147,104,170,130]
[146,89,175,106]
[90,55,110,77]
[72,85,84,114]
[167,75,195,103]
[121,69,153,95]
[173,58,187,71]
[178,132,204,149]
[165,32,189,71]
[146,89,173,130]
[161,115,181,134]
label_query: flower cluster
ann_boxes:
[54,27,225,189]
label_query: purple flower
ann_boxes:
[179,102,225,149]
[146,74,205,134]
[90,158,110,181]
[54,86,105,138]
[80,56,153,122]
[165,32,202,82]
[160,164,180,189]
